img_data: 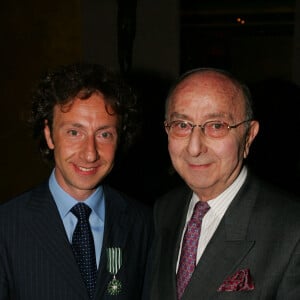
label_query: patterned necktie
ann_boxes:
[176,201,210,300]
[71,203,97,299]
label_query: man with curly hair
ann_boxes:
[0,63,152,300]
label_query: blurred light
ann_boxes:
[236,17,245,25]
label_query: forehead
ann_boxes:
[53,93,117,124]
[168,72,245,120]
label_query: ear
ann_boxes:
[164,120,169,134]
[44,120,55,150]
[243,120,259,159]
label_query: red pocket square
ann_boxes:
[217,268,254,292]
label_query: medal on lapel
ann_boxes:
[106,247,122,295]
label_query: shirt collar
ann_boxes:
[191,166,248,216]
[48,169,105,221]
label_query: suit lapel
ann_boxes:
[24,183,88,299]
[95,185,131,298]
[183,175,259,299]
[155,186,193,299]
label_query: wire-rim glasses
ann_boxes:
[164,119,252,139]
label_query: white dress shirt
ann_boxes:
[176,166,248,272]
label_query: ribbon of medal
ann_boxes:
[106,247,122,295]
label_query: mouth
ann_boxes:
[78,166,96,172]
[188,162,211,169]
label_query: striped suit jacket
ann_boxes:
[0,182,153,300]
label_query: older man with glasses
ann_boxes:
[147,68,300,300]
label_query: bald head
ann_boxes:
[165,68,253,122]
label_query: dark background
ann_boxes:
[1,0,300,204]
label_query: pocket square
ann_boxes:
[217,268,254,292]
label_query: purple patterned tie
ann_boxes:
[176,201,210,299]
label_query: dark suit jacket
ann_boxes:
[148,171,300,299]
[0,182,153,300]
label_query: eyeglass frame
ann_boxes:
[164,119,252,139]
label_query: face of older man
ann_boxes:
[165,71,259,201]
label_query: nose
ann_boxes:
[81,135,99,162]
[187,127,207,156]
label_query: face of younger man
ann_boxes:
[44,92,118,201]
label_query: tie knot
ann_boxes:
[71,203,92,221]
[191,201,210,221]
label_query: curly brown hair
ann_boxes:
[30,63,140,163]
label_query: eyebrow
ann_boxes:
[169,112,232,120]
[169,112,189,120]
[62,122,117,131]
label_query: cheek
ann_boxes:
[53,143,74,160]
[216,138,242,162]
[97,143,117,159]
[201,136,240,161]
[168,139,183,157]
[53,136,81,158]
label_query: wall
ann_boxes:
[0,0,83,201]
[0,0,179,203]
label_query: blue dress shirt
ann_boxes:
[49,169,105,268]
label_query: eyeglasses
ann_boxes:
[164,119,251,139]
